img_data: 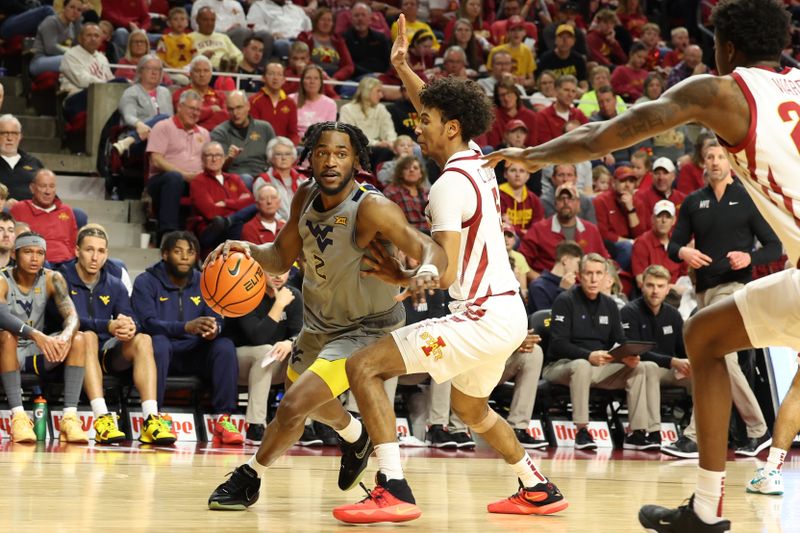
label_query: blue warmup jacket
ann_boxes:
[59,259,137,344]
[131,261,222,340]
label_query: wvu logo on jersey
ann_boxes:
[420,332,447,361]
[190,296,201,306]
[306,221,334,253]
[98,295,110,306]
[16,299,32,317]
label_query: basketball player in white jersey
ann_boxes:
[331,14,568,524]
[485,1,797,530]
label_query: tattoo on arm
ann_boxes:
[52,272,79,336]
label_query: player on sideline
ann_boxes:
[0,232,89,443]
[331,14,568,525]
[485,1,797,530]
[205,121,448,510]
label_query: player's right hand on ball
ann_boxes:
[203,240,252,270]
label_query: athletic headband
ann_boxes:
[15,235,46,252]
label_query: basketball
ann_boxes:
[201,251,266,317]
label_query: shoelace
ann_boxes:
[218,419,238,432]
[222,469,252,493]
[356,482,387,505]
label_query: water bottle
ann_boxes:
[33,391,48,441]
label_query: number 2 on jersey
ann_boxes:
[778,101,800,154]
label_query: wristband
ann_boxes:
[415,264,440,278]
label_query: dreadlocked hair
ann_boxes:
[298,121,373,173]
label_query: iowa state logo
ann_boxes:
[420,332,446,361]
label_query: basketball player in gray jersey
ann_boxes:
[0,231,89,443]
[207,121,447,511]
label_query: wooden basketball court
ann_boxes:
[0,441,792,531]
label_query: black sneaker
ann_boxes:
[734,432,772,457]
[574,427,597,450]
[298,424,323,446]
[661,436,699,459]
[639,495,731,532]
[338,426,373,491]
[623,429,652,450]
[245,424,264,445]
[425,424,457,449]
[313,421,340,446]
[645,431,662,450]
[450,430,476,449]
[514,428,548,450]
[208,464,261,510]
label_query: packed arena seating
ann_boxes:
[0,0,791,450]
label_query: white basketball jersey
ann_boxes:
[724,66,800,265]
[428,142,519,302]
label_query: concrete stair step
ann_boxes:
[0,77,23,94]
[20,136,62,154]
[54,174,106,201]
[113,247,160,273]
[18,116,58,139]
[2,94,32,116]
[69,199,130,223]
[103,221,144,248]
[35,153,97,175]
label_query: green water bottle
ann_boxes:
[33,392,48,441]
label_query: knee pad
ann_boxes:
[469,408,499,434]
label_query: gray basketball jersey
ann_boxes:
[3,268,48,350]
[298,183,404,334]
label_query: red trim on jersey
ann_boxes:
[722,72,758,154]
[442,166,483,228]
[467,244,489,299]
[742,143,800,229]
[752,65,793,75]
[447,150,482,165]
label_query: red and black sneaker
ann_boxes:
[487,479,569,515]
[332,472,422,524]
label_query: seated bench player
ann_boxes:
[0,232,89,443]
[61,224,176,444]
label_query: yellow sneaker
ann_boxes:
[139,414,177,445]
[11,411,36,443]
[59,413,89,443]
[93,413,126,444]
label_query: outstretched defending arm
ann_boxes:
[483,75,749,173]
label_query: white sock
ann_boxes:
[63,407,77,416]
[247,455,268,478]
[510,453,547,488]
[375,442,404,480]
[765,447,787,472]
[141,400,158,420]
[90,398,108,418]
[336,414,363,444]
[11,405,23,415]
[694,467,725,524]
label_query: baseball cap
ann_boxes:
[505,119,528,133]
[555,182,578,198]
[556,24,575,36]
[652,157,676,173]
[503,223,516,235]
[507,16,525,31]
[613,166,637,181]
[653,199,676,217]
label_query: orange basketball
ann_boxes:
[201,252,267,317]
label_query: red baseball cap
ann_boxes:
[505,119,528,133]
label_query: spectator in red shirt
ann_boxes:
[500,159,544,235]
[172,56,229,131]
[634,157,686,231]
[662,26,689,69]
[284,42,339,100]
[616,0,648,38]
[382,155,429,232]
[249,61,300,145]
[631,200,687,289]
[101,0,151,61]
[241,183,286,245]
[631,149,653,191]
[586,9,627,67]
[610,41,649,102]
[640,23,665,71]
[10,169,78,266]
[677,132,715,195]
[592,165,647,271]
[296,7,355,82]
[536,74,588,145]
[520,183,609,273]
[189,141,256,249]
[486,79,538,147]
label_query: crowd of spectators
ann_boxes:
[0,0,789,448]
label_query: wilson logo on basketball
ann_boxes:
[420,332,446,360]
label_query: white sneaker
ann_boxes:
[746,467,783,495]
[398,434,427,447]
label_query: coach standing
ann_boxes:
[663,141,780,458]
